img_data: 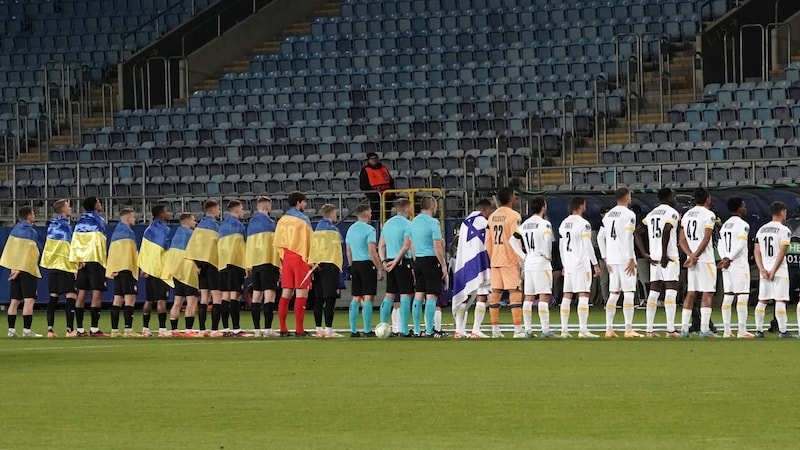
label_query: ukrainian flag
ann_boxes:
[40,216,77,273]
[219,215,246,270]
[165,226,198,289]
[139,220,173,286]
[105,222,139,279]
[69,211,107,267]
[0,221,42,278]
[308,218,343,269]
[245,212,280,269]
[185,216,219,268]
[274,208,313,262]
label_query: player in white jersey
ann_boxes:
[510,197,556,338]
[600,187,640,338]
[717,197,755,339]
[753,201,794,338]
[679,187,718,338]
[558,197,601,338]
[635,188,681,338]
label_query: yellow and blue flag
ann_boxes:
[0,221,42,278]
[165,226,199,289]
[185,216,219,268]
[219,214,246,270]
[245,212,280,269]
[139,219,173,286]
[69,211,107,267]
[274,208,313,262]
[308,218,343,269]
[40,215,77,273]
[105,222,139,279]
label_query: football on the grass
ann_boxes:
[375,322,391,339]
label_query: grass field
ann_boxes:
[2,308,800,449]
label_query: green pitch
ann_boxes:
[2,309,799,449]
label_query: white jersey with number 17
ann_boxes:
[719,216,750,273]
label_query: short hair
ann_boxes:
[228,200,243,210]
[771,201,788,216]
[727,197,744,213]
[83,196,99,212]
[395,198,412,211]
[477,198,493,210]
[614,187,630,201]
[570,196,585,212]
[18,206,33,220]
[179,212,195,222]
[204,199,219,211]
[320,204,337,219]
[256,196,272,208]
[420,196,437,211]
[530,196,546,214]
[497,187,514,205]
[151,204,166,219]
[354,204,371,216]
[287,191,306,207]
[53,199,69,215]
[657,188,673,202]
[693,187,709,205]
[119,208,135,220]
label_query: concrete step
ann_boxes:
[48,135,78,146]
[15,152,46,163]
[82,117,106,128]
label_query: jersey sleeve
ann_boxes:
[597,226,607,259]
[583,222,597,265]
[781,227,791,246]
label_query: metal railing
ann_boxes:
[740,24,767,82]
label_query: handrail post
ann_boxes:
[739,24,766,83]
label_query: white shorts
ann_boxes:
[650,258,680,282]
[451,281,491,311]
[563,270,592,294]
[758,276,790,301]
[608,264,637,292]
[722,270,750,294]
[523,269,553,296]
[687,262,717,293]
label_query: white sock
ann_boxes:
[681,309,692,332]
[700,307,712,333]
[455,307,467,334]
[514,324,522,334]
[664,289,677,332]
[721,294,734,336]
[622,292,635,333]
[776,301,788,333]
[325,326,333,336]
[605,293,619,331]
[522,300,534,332]
[472,302,486,334]
[391,308,400,333]
[316,326,323,334]
[538,301,550,334]
[560,298,571,334]
[736,294,749,334]
[91,327,99,333]
[645,290,659,332]
[755,302,767,332]
[434,310,442,331]
[577,296,589,332]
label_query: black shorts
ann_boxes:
[220,266,245,293]
[196,261,220,291]
[312,263,340,299]
[113,270,137,296]
[414,256,442,296]
[174,279,199,298]
[76,262,107,292]
[48,269,76,296]
[351,260,378,297]
[386,258,414,295]
[146,277,171,302]
[10,271,38,300]
[251,264,280,292]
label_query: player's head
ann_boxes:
[657,188,674,205]
[497,187,515,207]
[395,198,412,217]
[83,196,101,212]
[530,196,547,217]
[119,208,136,226]
[288,191,307,211]
[18,205,34,223]
[320,204,337,222]
[727,197,746,216]
[53,199,71,217]
[151,204,170,222]
[614,187,631,207]
[256,196,272,214]
[204,199,220,218]
[476,198,494,218]
[693,187,710,207]
[570,196,586,215]
[179,212,196,229]
[771,201,788,222]
[355,203,371,222]
[420,195,438,215]
[227,200,244,219]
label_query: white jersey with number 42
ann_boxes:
[680,206,717,263]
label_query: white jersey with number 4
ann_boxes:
[517,215,553,270]
[680,206,717,263]
[719,216,750,274]
[558,215,597,273]
[642,204,679,260]
[602,205,636,265]
[756,221,791,279]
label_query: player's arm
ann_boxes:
[368,242,384,281]
[378,236,387,262]
[346,243,353,267]
[623,220,637,276]
[541,231,553,261]
[660,222,674,267]
[769,238,790,279]
[691,227,713,260]
[485,224,494,260]
[722,228,748,268]
[583,229,600,277]
[597,226,607,260]
[679,225,695,268]
[434,238,447,278]
[634,219,650,262]
[753,239,767,279]
[509,230,526,260]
